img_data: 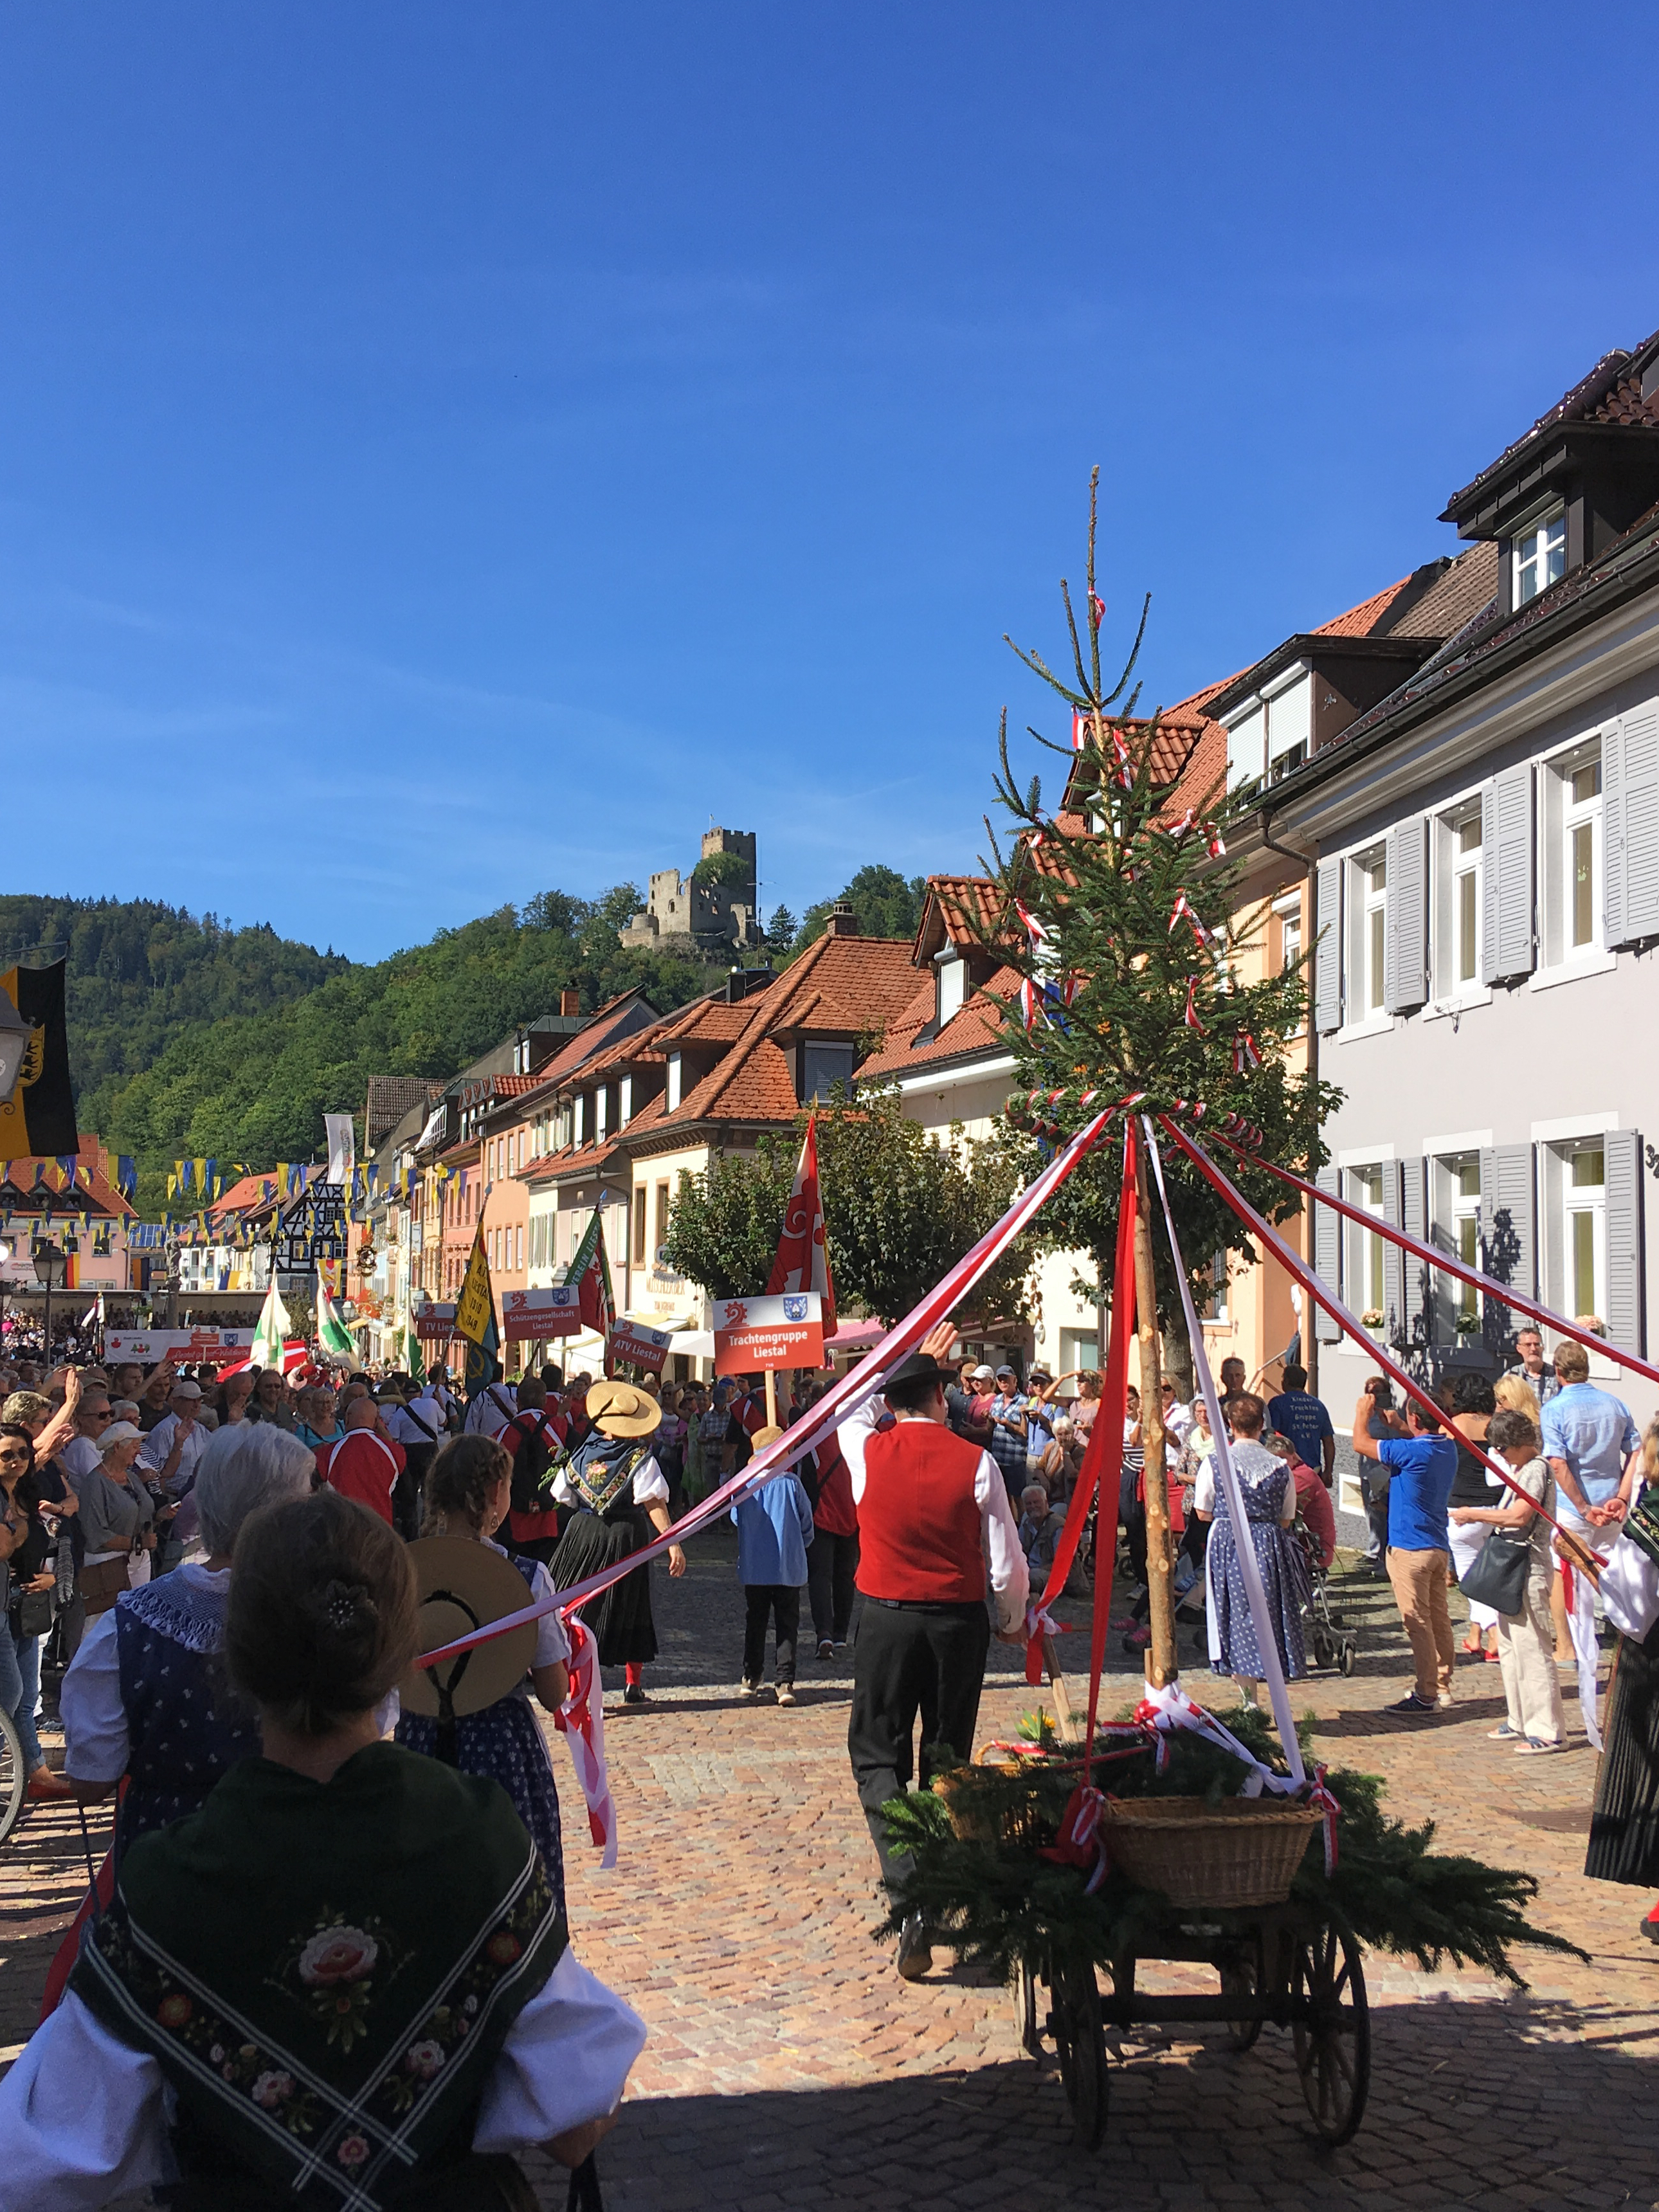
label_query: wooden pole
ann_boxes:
[1131,1145,1178,1689]
[764,1368,777,1428]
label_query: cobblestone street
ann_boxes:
[5,1527,1656,2211]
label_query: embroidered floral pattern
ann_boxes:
[280,1910,395,2053]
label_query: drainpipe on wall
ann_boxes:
[1259,806,1321,1397]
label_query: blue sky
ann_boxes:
[3,5,1656,961]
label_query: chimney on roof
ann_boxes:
[560,989,580,1017]
[824,902,859,939]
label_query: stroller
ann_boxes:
[1295,1516,1356,1676]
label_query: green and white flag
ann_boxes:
[250,1280,291,1370]
[316,1279,355,1363]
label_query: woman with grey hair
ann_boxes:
[61,1422,316,1851]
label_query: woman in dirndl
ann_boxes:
[1586,1414,1659,1942]
[396,1433,572,1912]
[1195,1391,1310,1703]
[550,1380,684,1707]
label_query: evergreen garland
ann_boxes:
[878,1709,1584,1991]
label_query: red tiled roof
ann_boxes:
[541,1138,624,1181]
[1443,327,1659,514]
[1311,576,1417,637]
[672,1037,802,1125]
[209,1174,285,1220]
[521,991,657,1095]
[857,965,1025,1080]
[439,1136,480,1166]
[912,876,1011,963]
[1593,372,1659,429]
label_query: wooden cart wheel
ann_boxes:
[1010,1958,1040,2056]
[1050,1956,1108,2150]
[1291,1917,1370,2144]
[1219,1929,1265,2052]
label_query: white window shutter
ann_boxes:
[1400,1157,1429,1347]
[1383,819,1428,1013]
[1381,1161,1404,1342]
[1314,859,1343,1033]
[1480,768,1536,984]
[1314,1168,1341,1341]
[1606,701,1659,950]
[1604,1129,1645,1355]
[1478,1145,1536,1337]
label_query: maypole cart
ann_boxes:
[1006,1791,1364,2149]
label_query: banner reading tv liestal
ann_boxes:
[0,960,78,1157]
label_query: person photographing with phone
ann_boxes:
[1351,1381,1458,1717]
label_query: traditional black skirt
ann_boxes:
[551,1504,657,1667]
[1586,1616,1659,1887]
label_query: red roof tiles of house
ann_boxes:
[857,963,1024,1080]
[209,1174,285,1221]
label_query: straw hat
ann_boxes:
[750,1424,785,1450]
[399,1537,538,1719]
[583,1379,662,1439]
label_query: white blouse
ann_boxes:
[61,1563,233,1787]
[551,1452,669,1511]
[0,1950,646,2210]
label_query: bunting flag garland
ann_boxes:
[116,1156,138,1200]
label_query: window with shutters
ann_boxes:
[1541,742,1604,968]
[1347,849,1388,1017]
[1429,1156,1483,1337]
[1346,1166,1389,1325]
[655,1180,671,1258]
[1198,1252,1229,1322]
[1433,806,1484,998]
[1539,1138,1609,1325]
[632,1186,648,1267]
[1512,509,1565,606]
[1274,894,1303,1036]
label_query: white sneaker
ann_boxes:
[775,1683,797,1707]
[737,1679,759,1698]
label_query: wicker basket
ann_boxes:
[1099,1794,1322,1908]
[931,1752,1060,1850]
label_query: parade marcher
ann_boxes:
[316,1393,408,1529]
[1194,1393,1309,1705]
[1,1487,646,2207]
[62,1423,316,1849]
[397,1434,572,1912]
[464,1372,518,1440]
[500,1377,568,1564]
[732,1429,813,1706]
[837,1323,1028,1980]
[550,1379,684,1706]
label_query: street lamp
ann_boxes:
[33,1240,67,1359]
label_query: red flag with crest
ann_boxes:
[766,1113,837,1339]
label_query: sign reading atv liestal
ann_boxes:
[273,1182,347,1271]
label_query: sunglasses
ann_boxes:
[86,1408,113,1421]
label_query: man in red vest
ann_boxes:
[315,1395,406,1527]
[839,1321,1029,1979]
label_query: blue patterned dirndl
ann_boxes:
[1206,1448,1311,1684]
[113,1569,260,1856]
[395,1554,565,1911]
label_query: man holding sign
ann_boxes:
[837,1321,1028,1981]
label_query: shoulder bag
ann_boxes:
[1458,1526,1534,1617]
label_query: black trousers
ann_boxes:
[849,1597,992,1889]
[807,1528,859,1645]
[743,1583,800,1683]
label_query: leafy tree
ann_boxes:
[660,1086,1032,1325]
[790,864,929,957]
[689,849,754,890]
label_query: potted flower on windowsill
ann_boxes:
[1361,1309,1385,1337]
[1454,1309,1480,1339]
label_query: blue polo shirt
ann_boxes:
[1377,1433,1456,1552]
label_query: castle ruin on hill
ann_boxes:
[616,826,764,957]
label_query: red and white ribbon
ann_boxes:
[1183,977,1206,1033]
[1168,891,1215,948]
[553,1618,617,1869]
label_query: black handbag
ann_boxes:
[1622,1485,1659,1570]
[10,1584,54,1639]
[1459,1527,1534,1616]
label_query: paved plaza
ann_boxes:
[4,1529,1656,2211]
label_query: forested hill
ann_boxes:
[13,869,931,1214]
[0,896,352,1110]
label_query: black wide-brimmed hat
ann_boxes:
[882,1350,956,1394]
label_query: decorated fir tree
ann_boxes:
[968,473,1339,1682]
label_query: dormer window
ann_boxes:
[1514,509,1565,605]
[935,951,968,1028]
[619,1075,633,1127]
[594,1087,610,1141]
[572,1094,586,1148]
[800,1040,856,1102]
[666,1052,683,1112]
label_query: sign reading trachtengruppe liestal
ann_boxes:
[499,1285,582,1339]
[712,1292,823,1372]
[608,1316,673,1373]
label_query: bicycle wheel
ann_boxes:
[0,1703,25,1847]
